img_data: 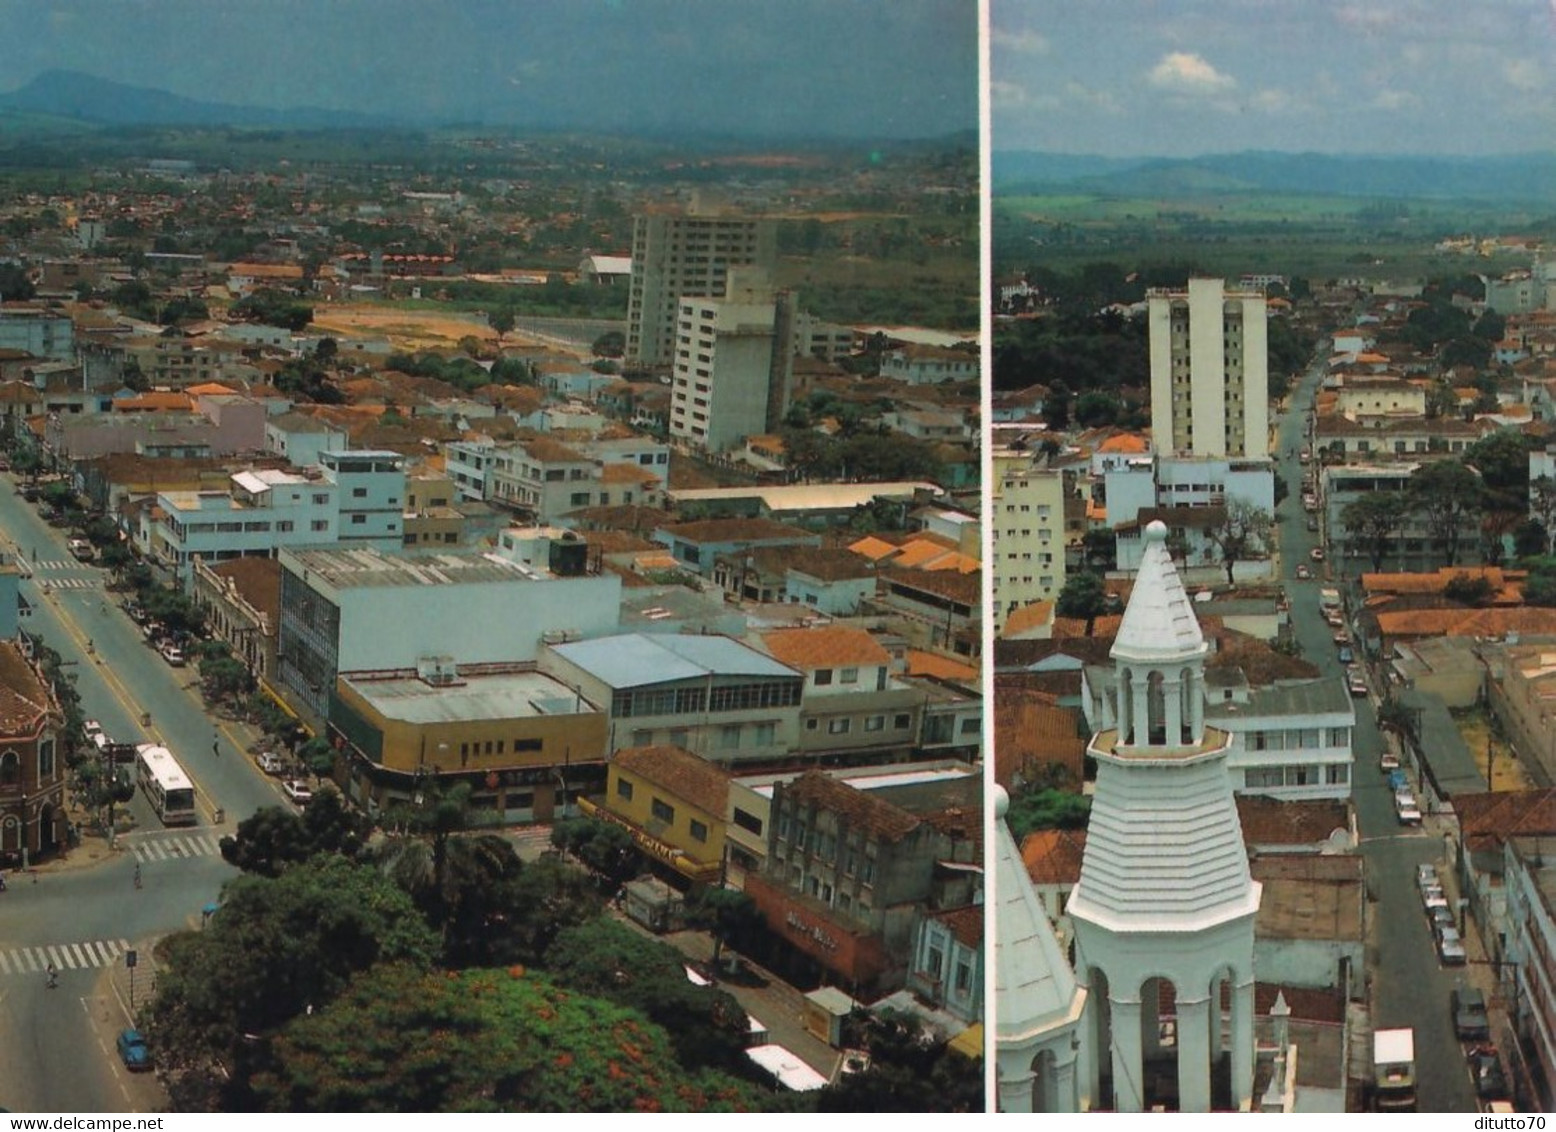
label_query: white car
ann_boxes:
[82,719,104,742]
[256,751,285,775]
[1437,925,1467,965]
[1417,863,1439,891]
[281,779,313,806]
[1396,794,1423,825]
[160,643,186,667]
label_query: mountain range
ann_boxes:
[994,149,1556,204]
[0,70,402,131]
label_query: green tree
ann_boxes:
[551,816,642,888]
[198,649,252,703]
[1410,460,1483,567]
[141,856,438,1109]
[1003,786,1092,841]
[372,824,523,966]
[1516,518,1549,560]
[505,853,605,964]
[1056,571,1107,632]
[545,917,755,1077]
[1463,428,1533,496]
[218,790,372,877]
[819,1009,983,1113]
[488,306,516,337]
[249,964,767,1113]
[1341,492,1412,574]
[1443,573,1495,606]
[1424,380,1459,420]
[1204,500,1273,586]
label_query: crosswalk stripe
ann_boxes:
[0,939,141,977]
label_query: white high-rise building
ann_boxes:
[626,205,777,368]
[668,273,794,452]
[1148,278,1269,459]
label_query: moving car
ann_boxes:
[116,1028,151,1072]
[1438,926,1467,966]
[1296,564,1312,580]
[1452,987,1491,1042]
[67,537,94,562]
[1310,547,1325,561]
[1306,517,1319,532]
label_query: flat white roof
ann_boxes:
[745,1045,828,1091]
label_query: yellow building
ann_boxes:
[331,660,607,823]
[586,745,728,883]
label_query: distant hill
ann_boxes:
[994,149,1556,204]
[0,69,396,130]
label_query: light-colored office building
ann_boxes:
[1148,278,1269,459]
[669,275,794,452]
[626,205,777,368]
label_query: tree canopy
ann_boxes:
[249,964,767,1113]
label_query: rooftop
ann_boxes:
[281,546,552,589]
[341,665,598,725]
[549,633,798,689]
[613,745,730,817]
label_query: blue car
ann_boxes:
[1338,647,1354,664]
[116,1029,151,1072]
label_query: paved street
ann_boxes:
[1274,351,1477,1112]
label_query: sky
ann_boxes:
[0,0,978,140]
[991,0,1556,157]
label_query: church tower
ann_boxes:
[1066,519,1261,1112]
[993,785,1086,1112]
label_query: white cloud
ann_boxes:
[992,29,1049,55]
[1147,52,1236,96]
[1371,89,1420,111]
[1064,80,1122,114]
[1505,58,1544,92]
[990,79,1029,108]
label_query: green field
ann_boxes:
[993,189,1553,282]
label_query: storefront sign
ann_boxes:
[785,910,839,952]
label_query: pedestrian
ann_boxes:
[46,962,57,988]
[133,862,141,890]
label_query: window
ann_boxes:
[570,492,591,506]
[839,667,859,685]
[926,945,945,979]
[1245,766,1284,789]
[733,808,763,836]
[814,668,834,686]
[650,798,675,824]
[806,719,819,731]
[350,514,366,525]
[311,520,329,532]
[1325,764,1350,785]
[828,718,851,735]
[352,487,367,498]
[959,716,980,735]
[954,960,972,994]
[668,728,688,748]
[719,724,741,749]
[0,751,17,786]
[276,521,294,532]
[893,714,912,730]
[864,715,885,732]
[616,777,634,801]
[754,722,776,746]
[38,739,55,779]
[689,819,708,843]
[312,493,329,505]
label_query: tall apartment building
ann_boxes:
[990,445,1068,631]
[1148,278,1269,459]
[668,274,795,452]
[626,205,777,368]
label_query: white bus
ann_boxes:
[136,744,197,826]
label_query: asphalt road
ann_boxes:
[0,474,301,1111]
[1274,353,1476,1113]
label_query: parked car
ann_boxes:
[67,537,94,562]
[1338,646,1355,664]
[1423,887,1449,918]
[1306,517,1319,532]
[1469,1045,1509,1100]
[1380,750,1401,772]
[1349,674,1369,697]
[82,719,104,743]
[1309,546,1326,561]
[1417,863,1440,891]
[256,751,285,775]
[1296,564,1312,580]
[116,1028,151,1072]
[1438,925,1468,965]
[282,779,313,806]
[1430,904,1456,935]
[1300,449,1312,463]
[1396,794,1423,826]
[1452,987,1492,1042]
[160,642,186,667]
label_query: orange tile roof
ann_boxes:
[186,382,240,396]
[1375,606,1556,639]
[0,641,53,735]
[848,535,900,561]
[905,650,980,682]
[782,770,920,842]
[761,626,889,670]
[1097,432,1149,454]
[1000,601,1054,639]
[612,745,730,817]
[993,679,1086,789]
[1020,828,1087,886]
[114,392,194,412]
